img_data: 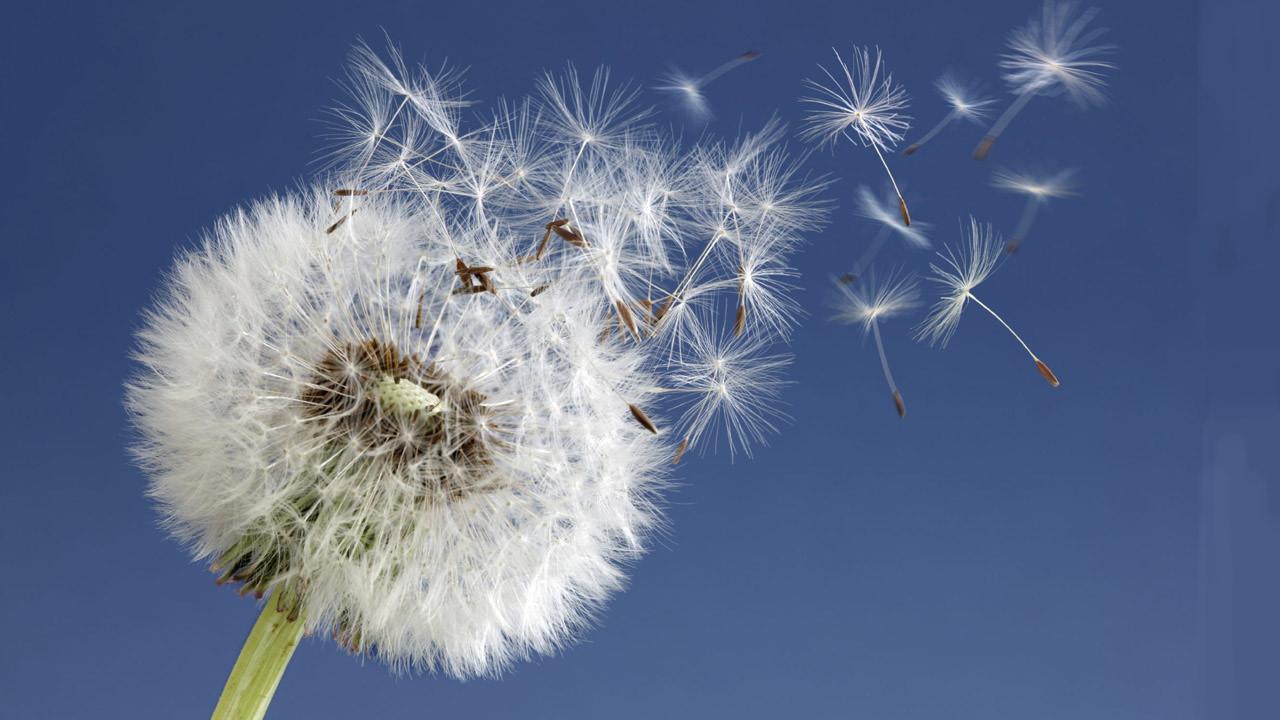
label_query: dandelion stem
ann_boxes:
[852,225,893,279]
[870,320,905,417]
[974,92,1034,160]
[211,594,306,720]
[904,110,956,155]
[870,142,910,225]
[699,50,760,85]
[1008,198,1041,253]
[966,292,1059,386]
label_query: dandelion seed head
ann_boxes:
[834,269,921,335]
[800,47,911,150]
[915,217,1005,346]
[130,44,824,678]
[992,166,1078,200]
[1000,1,1115,107]
[935,71,997,121]
[655,69,711,121]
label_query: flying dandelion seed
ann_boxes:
[903,71,996,156]
[128,40,825,719]
[845,184,930,282]
[973,0,1114,160]
[655,50,762,122]
[834,269,921,417]
[801,46,913,225]
[991,166,1077,252]
[915,217,1060,387]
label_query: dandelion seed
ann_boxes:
[834,269,920,417]
[656,50,762,122]
[802,47,913,225]
[845,184,931,281]
[915,218,1060,387]
[903,72,996,156]
[991,166,1077,252]
[974,1,1114,160]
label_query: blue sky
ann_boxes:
[1,0,1275,718]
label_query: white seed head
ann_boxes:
[934,71,997,122]
[834,269,921,335]
[999,1,1115,107]
[992,166,1078,200]
[128,42,823,678]
[801,46,911,150]
[915,217,1005,346]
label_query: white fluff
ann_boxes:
[127,43,824,679]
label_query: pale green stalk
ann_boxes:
[212,596,306,720]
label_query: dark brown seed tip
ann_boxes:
[903,143,921,156]
[324,208,359,234]
[740,49,762,61]
[672,436,690,465]
[838,273,856,285]
[898,197,911,227]
[892,390,906,418]
[733,304,747,337]
[530,284,549,297]
[973,135,996,161]
[333,188,369,196]
[616,300,639,340]
[1035,359,1060,388]
[629,403,659,434]
[1005,238,1022,254]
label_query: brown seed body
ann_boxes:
[672,436,690,465]
[1035,359,1061,387]
[733,303,747,337]
[325,208,360,234]
[616,300,639,340]
[898,197,911,227]
[973,135,996,161]
[892,390,906,418]
[628,404,659,434]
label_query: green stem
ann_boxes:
[212,595,306,720]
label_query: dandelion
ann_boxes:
[128,41,823,719]
[991,166,1077,252]
[903,72,996,156]
[973,0,1114,160]
[834,269,920,417]
[656,50,762,121]
[915,217,1060,387]
[844,183,930,283]
[801,46,913,225]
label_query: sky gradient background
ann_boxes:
[2,0,1276,718]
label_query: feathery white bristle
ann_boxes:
[999,1,1115,107]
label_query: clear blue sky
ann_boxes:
[1,0,1275,718]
